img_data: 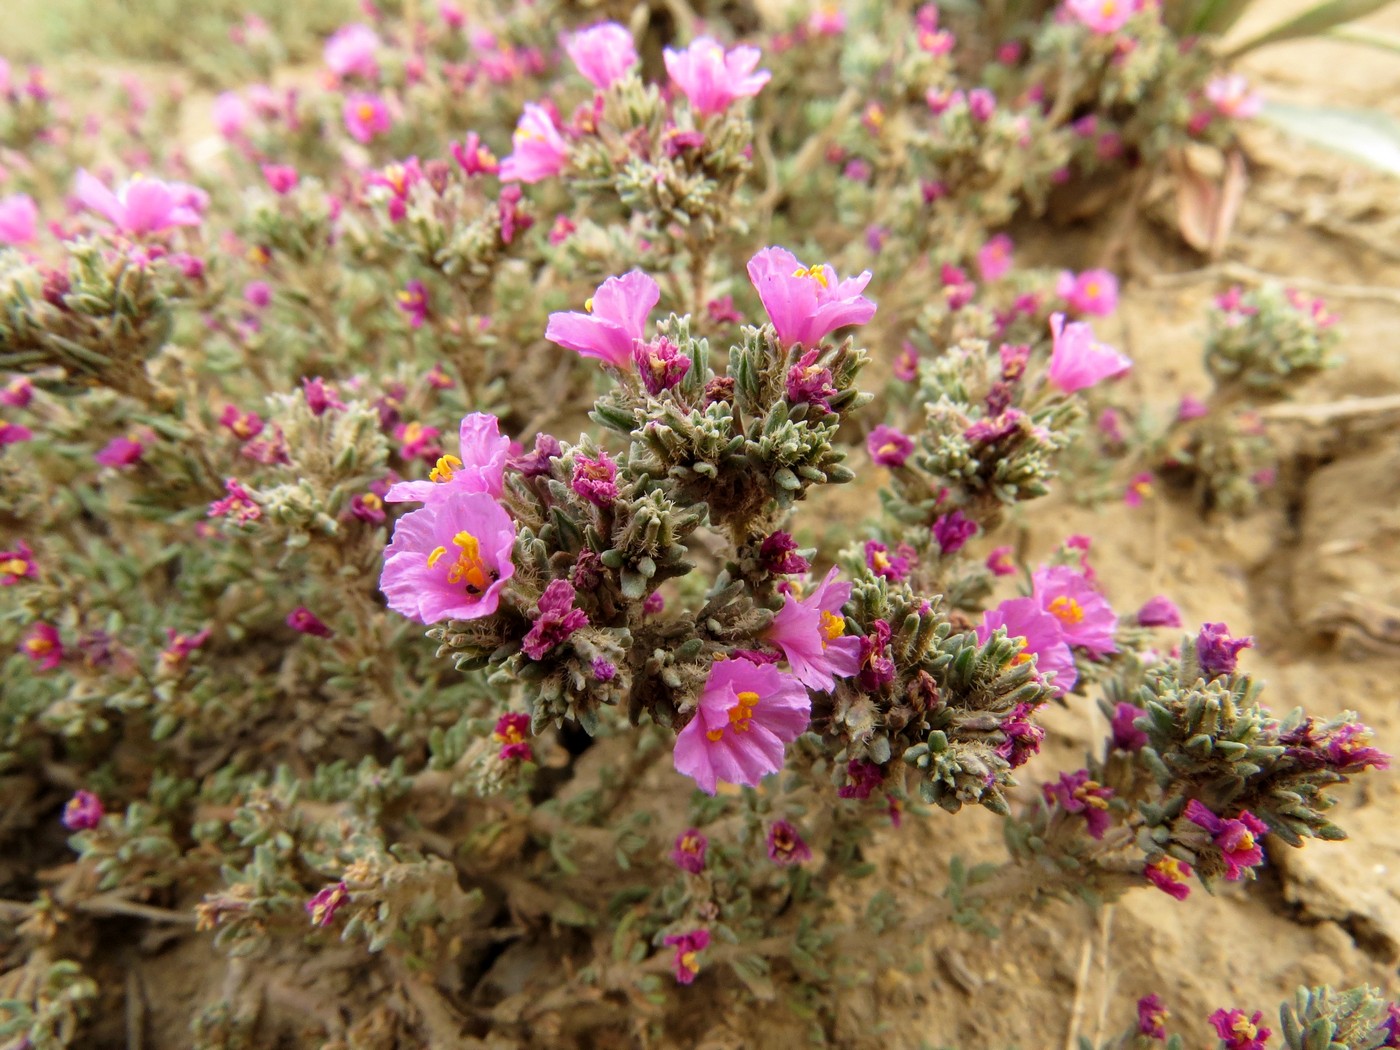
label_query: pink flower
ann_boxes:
[74,170,204,236]
[1065,0,1133,33]
[545,271,660,368]
[1206,75,1263,120]
[633,337,691,394]
[1137,995,1169,1039]
[62,789,104,830]
[20,622,63,671]
[450,132,500,176]
[1031,564,1117,656]
[986,545,1017,576]
[662,928,710,984]
[1,541,37,586]
[1124,471,1154,507]
[287,607,334,638]
[499,103,568,183]
[759,531,809,576]
[306,882,349,927]
[1047,313,1131,393]
[385,413,509,506]
[94,433,146,467]
[1196,621,1253,678]
[213,92,251,139]
[663,37,771,117]
[571,451,619,507]
[932,510,976,554]
[1043,769,1114,839]
[976,233,1014,281]
[1056,269,1118,316]
[976,596,1078,695]
[867,425,913,467]
[324,23,380,79]
[807,5,846,35]
[262,164,299,194]
[1136,595,1182,628]
[1111,702,1149,751]
[0,419,34,446]
[864,540,912,582]
[302,377,345,416]
[521,578,589,659]
[765,566,862,691]
[1145,856,1192,900]
[766,820,812,865]
[1185,800,1268,881]
[208,478,261,524]
[379,491,517,624]
[672,659,811,794]
[342,93,391,143]
[493,712,533,761]
[670,828,708,873]
[0,193,39,246]
[397,280,430,328]
[1208,1009,1270,1050]
[564,22,638,90]
[1,377,34,408]
[747,246,876,348]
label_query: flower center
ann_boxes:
[791,264,829,288]
[1049,596,1084,625]
[1,557,28,575]
[356,103,375,122]
[870,549,890,572]
[1075,780,1110,809]
[1235,829,1254,850]
[1233,1018,1257,1040]
[1010,636,1033,665]
[401,421,424,444]
[679,950,700,976]
[428,530,492,593]
[429,454,462,483]
[1154,857,1188,883]
[23,636,53,656]
[707,690,760,741]
[819,610,845,643]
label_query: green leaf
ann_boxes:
[1229,0,1400,55]
[1260,100,1400,176]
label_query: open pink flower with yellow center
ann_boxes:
[74,170,204,236]
[1209,1009,1270,1050]
[673,659,811,794]
[663,929,710,984]
[564,22,638,90]
[1145,855,1192,900]
[386,412,509,507]
[380,491,516,623]
[546,271,660,368]
[1056,268,1118,316]
[343,93,392,143]
[976,596,1077,695]
[499,103,568,183]
[1047,313,1131,393]
[1124,471,1154,507]
[747,246,876,348]
[1,541,37,586]
[1065,0,1133,33]
[766,566,862,691]
[1031,564,1117,656]
[1043,769,1114,839]
[1185,800,1268,881]
[20,622,63,672]
[977,233,1014,282]
[663,37,771,117]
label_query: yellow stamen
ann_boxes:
[429,454,462,483]
[1236,830,1255,850]
[1233,1018,1257,1040]
[1075,780,1110,809]
[706,728,724,742]
[791,264,829,288]
[819,610,845,643]
[427,545,448,567]
[357,103,375,122]
[362,493,383,511]
[444,530,489,591]
[1154,857,1188,882]
[871,550,890,572]
[1010,635,1033,665]
[1,557,28,575]
[680,950,700,976]
[583,297,594,313]
[727,690,760,733]
[1048,596,1084,625]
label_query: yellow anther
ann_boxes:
[791,264,829,288]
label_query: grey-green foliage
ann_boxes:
[1279,985,1398,1050]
